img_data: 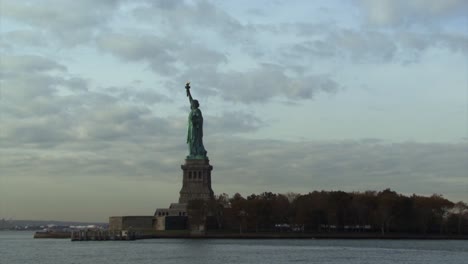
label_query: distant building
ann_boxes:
[0,219,13,230]
[108,216,154,231]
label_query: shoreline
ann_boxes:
[149,232,468,240]
[33,230,468,240]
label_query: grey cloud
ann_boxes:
[3,121,467,202]
[106,86,172,105]
[246,8,267,17]
[357,0,468,27]
[134,0,247,39]
[286,28,466,65]
[1,54,67,73]
[285,29,396,63]
[397,32,468,55]
[178,44,228,67]
[0,42,12,51]
[190,1,248,38]
[96,33,173,62]
[77,106,171,141]
[2,30,48,47]
[330,30,397,62]
[206,111,264,135]
[249,20,466,66]
[1,58,275,179]
[0,55,89,118]
[96,32,227,75]
[210,139,468,201]
[180,64,339,103]
[2,117,73,147]
[2,74,59,100]
[96,33,178,74]
[431,33,468,54]
[2,63,466,203]
[0,140,184,181]
[0,53,180,153]
[2,0,124,45]
[1,88,182,147]
[61,78,89,92]
[124,89,171,105]
[150,0,185,10]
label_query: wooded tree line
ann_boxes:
[189,189,468,235]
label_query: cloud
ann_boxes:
[132,0,249,39]
[0,53,268,181]
[3,101,467,201]
[2,30,48,47]
[357,0,468,27]
[94,27,340,104]
[106,86,172,105]
[96,32,228,76]
[207,111,264,135]
[286,30,396,63]
[96,32,178,74]
[0,54,170,151]
[4,135,466,221]
[178,43,228,67]
[0,56,89,110]
[1,0,124,45]
[211,139,468,201]
[1,54,66,73]
[285,27,467,64]
[178,63,340,103]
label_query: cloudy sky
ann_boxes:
[1,0,467,222]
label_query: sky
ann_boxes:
[0,0,467,222]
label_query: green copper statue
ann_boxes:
[185,82,207,159]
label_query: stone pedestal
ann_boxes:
[179,158,214,204]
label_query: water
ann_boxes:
[1,231,467,264]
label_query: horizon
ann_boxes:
[2,188,465,223]
[1,0,467,222]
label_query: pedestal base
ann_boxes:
[179,158,214,204]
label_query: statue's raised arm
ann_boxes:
[185,82,193,106]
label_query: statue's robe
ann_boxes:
[187,108,207,158]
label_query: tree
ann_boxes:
[187,199,209,232]
[206,193,230,229]
[376,189,399,235]
[327,191,353,230]
[350,191,378,232]
[292,192,327,232]
[451,201,468,234]
[212,190,464,235]
[229,193,247,233]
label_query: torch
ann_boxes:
[185,82,190,97]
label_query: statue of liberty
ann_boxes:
[185,82,207,159]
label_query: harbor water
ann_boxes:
[0,231,467,264]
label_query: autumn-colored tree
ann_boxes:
[449,201,468,234]
[187,199,208,232]
[350,191,378,231]
[210,190,466,235]
[229,193,247,233]
[411,194,453,234]
[292,191,327,232]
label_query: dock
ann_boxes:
[34,231,71,239]
[71,230,137,241]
